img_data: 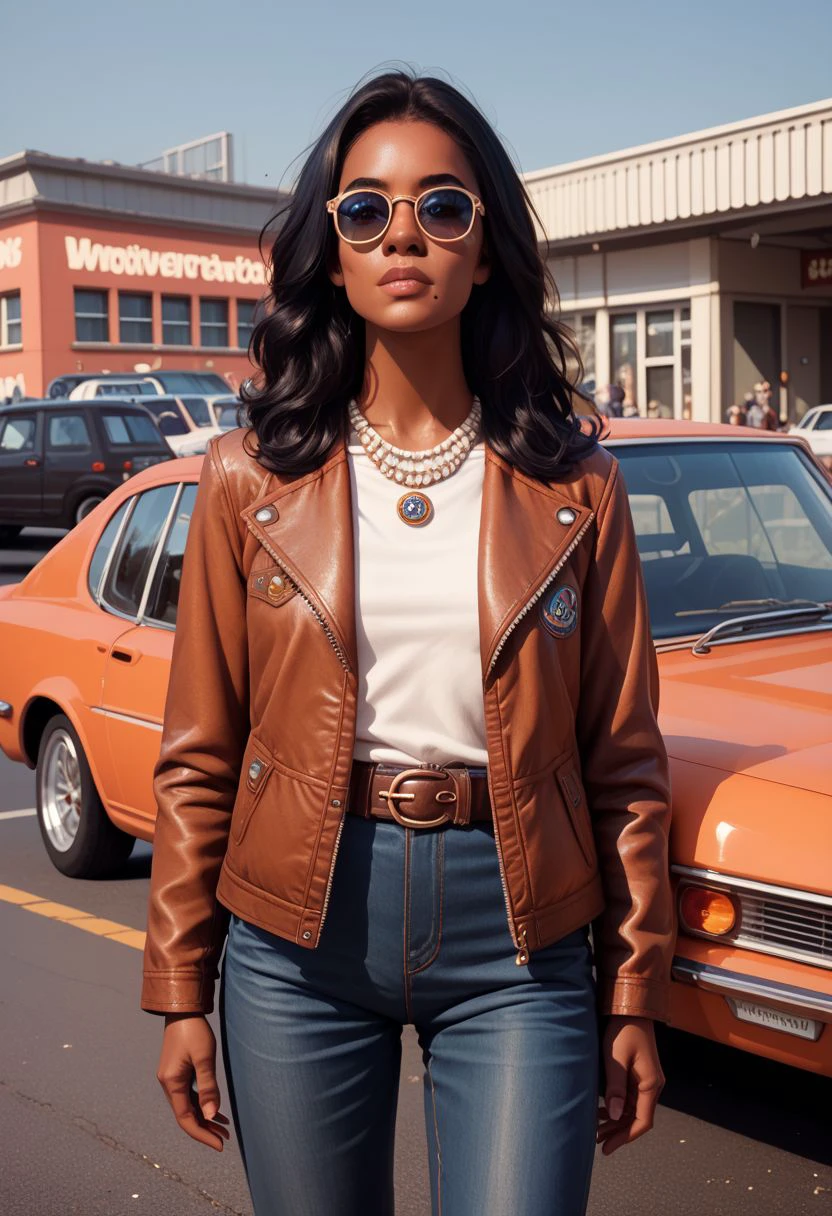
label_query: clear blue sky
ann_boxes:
[4,0,831,188]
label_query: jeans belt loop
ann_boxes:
[449,765,471,827]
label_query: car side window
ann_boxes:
[143,484,198,626]
[0,416,36,452]
[47,413,92,450]
[816,412,832,432]
[87,500,132,602]
[101,485,177,619]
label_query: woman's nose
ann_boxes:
[384,199,426,255]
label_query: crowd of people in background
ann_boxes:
[726,380,782,429]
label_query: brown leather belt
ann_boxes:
[347,761,491,829]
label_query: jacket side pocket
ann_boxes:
[555,755,596,869]
[232,741,274,845]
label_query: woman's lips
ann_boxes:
[378,278,432,297]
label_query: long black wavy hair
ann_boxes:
[242,68,602,480]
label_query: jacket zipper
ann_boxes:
[244,519,352,672]
[486,511,595,678]
[317,808,346,941]
[486,509,596,963]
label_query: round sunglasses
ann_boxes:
[326,186,485,245]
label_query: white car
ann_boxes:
[790,405,832,470]
[69,378,158,400]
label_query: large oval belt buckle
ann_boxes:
[379,766,454,828]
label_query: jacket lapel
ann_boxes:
[241,437,594,684]
[478,447,594,680]
[240,441,358,674]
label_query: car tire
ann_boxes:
[36,714,135,878]
[0,524,23,544]
[73,495,105,526]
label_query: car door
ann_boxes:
[0,411,43,521]
[98,481,197,820]
[41,409,97,520]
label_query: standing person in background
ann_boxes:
[746,385,765,428]
[141,68,674,1216]
[607,382,625,418]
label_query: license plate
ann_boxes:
[727,997,822,1041]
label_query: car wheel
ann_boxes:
[0,524,23,544]
[73,495,105,526]
[36,714,135,878]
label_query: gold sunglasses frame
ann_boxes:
[325,186,485,246]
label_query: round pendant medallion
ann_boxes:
[397,491,433,526]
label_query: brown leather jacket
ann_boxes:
[141,426,675,1021]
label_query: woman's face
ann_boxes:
[328,119,490,334]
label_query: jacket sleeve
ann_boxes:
[575,457,675,1022]
[140,438,249,1015]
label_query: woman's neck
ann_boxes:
[357,320,474,450]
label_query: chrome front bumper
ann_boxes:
[672,956,832,1020]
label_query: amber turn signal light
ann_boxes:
[679,885,737,936]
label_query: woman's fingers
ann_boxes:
[156,1017,230,1152]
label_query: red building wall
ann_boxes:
[0,211,270,398]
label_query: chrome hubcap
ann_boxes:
[40,730,82,851]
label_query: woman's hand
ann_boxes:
[156,1013,231,1152]
[596,1015,665,1155]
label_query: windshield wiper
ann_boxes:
[691,601,832,655]
[677,597,827,617]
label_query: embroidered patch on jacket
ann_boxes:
[540,585,579,638]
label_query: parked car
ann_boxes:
[47,370,231,400]
[790,404,832,471]
[0,420,830,1075]
[116,394,221,456]
[0,399,174,540]
[173,399,247,456]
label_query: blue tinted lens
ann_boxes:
[336,191,390,240]
[417,189,474,238]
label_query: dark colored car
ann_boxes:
[0,399,174,541]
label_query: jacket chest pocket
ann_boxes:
[248,563,297,609]
[554,754,596,868]
[232,738,275,844]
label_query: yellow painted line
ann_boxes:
[0,883,146,950]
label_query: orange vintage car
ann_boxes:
[0,421,830,1075]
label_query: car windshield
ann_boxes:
[154,372,228,394]
[614,441,832,640]
[141,400,189,436]
[95,382,152,397]
[101,413,168,448]
[176,396,212,427]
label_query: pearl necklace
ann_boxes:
[347,397,482,487]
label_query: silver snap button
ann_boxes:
[556,507,576,526]
[255,506,277,523]
[331,798,341,807]
[266,575,285,600]
[248,760,263,781]
[302,930,312,940]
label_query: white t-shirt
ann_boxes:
[347,425,488,766]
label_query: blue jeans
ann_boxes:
[219,814,599,1216]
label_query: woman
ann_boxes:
[142,69,674,1216]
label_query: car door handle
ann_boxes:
[23,458,41,467]
[111,647,139,664]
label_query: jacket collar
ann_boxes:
[240,437,593,681]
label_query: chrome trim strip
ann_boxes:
[90,706,163,731]
[673,865,832,910]
[604,436,804,447]
[671,956,832,1018]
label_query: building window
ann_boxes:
[74,289,109,342]
[1,292,21,347]
[237,299,256,348]
[559,312,596,391]
[200,298,228,347]
[119,292,152,344]
[162,295,191,346]
[610,304,692,418]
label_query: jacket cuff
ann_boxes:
[596,974,671,1023]
[141,971,215,1016]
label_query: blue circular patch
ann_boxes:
[397,492,432,526]
[540,585,579,637]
